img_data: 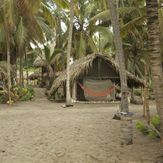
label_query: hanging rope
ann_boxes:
[78,82,116,97]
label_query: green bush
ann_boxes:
[0,91,8,103]
[13,86,35,101]
[148,130,158,139]
[136,121,148,135]
[151,116,160,128]
[136,116,161,139]
[0,90,19,104]
[0,87,35,104]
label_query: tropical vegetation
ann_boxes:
[0,0,162,144]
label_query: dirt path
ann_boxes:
[0,100,162,163]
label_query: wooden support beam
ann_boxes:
[72,81,77,102]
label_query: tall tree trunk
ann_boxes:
[24,46,29,86]
[19,54,23,87]
[144,64,150,124]
[7,38,11,104]
[146,0,163,137]
[6,31,12,105]
[108,0,133,145]
[66,0,74,105]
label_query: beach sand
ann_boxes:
[0,99,162,163]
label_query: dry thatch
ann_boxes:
[49,54,144,95]
[28,72,41,80]
[28,72,48,80]
[33,56,47,67]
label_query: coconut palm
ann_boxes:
[108,0,133,145]
[41,44,63,87]
[66,0,74,105]
[2,0,15,104]
[0,0,56,95]
[146,0,163,137]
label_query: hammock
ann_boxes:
[78,82,115,97]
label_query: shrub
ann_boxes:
[136,116,161,139]
[0,90,8,103]
[14,86,35,101]
[0,90,19,104]
[150,116,160,128]
[0,86,35,104]
[148,130,158,139]
[136,121,148,135]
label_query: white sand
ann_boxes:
[0,99,162,163]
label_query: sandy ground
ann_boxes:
[0,99,162,163]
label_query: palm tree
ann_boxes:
[108,0,133,145]
[41,44,63,87]
[66,0,74,106]
[90,0,148,73]
[0,0,56,88]
[3,0,15,104]
[146,0,163,137]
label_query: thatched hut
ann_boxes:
[33,56,55,87]
[33,56,47,67]
[33,56,50,87]
[49,54,144,101]
[28,72,42,80]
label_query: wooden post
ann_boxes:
[72,81,77,102]
[113,83,116,101]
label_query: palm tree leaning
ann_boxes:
[65,0,74,106]
[146,0,163,138]
[108,0,133,145]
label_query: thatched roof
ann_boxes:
[28,72,48,80]
[33,56,47,67]
[49,54,144,95]
[28,72,41,80]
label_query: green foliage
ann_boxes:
[150,116,160,128]
[0,90,18,104]
[0,91,8,103]
[0,86,35,104]
[136,121,148,134]
[148,130,158,139]
[13,86,35,102]
[136,116,161,139]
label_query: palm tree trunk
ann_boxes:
[108,0,133,145]
[146,0,163,137]
[6,32,12,105]
[66,0,74,105]
[24,46,29,86]
[144,64,150,124]
[19,54,23,87]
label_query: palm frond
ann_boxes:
[121,16,146,37]
[89,10,110,23]
[36,16,54,40]
[15,17,27,47]
[41,2,56,28]
[53,0,69,9]
[3,0,15,30]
